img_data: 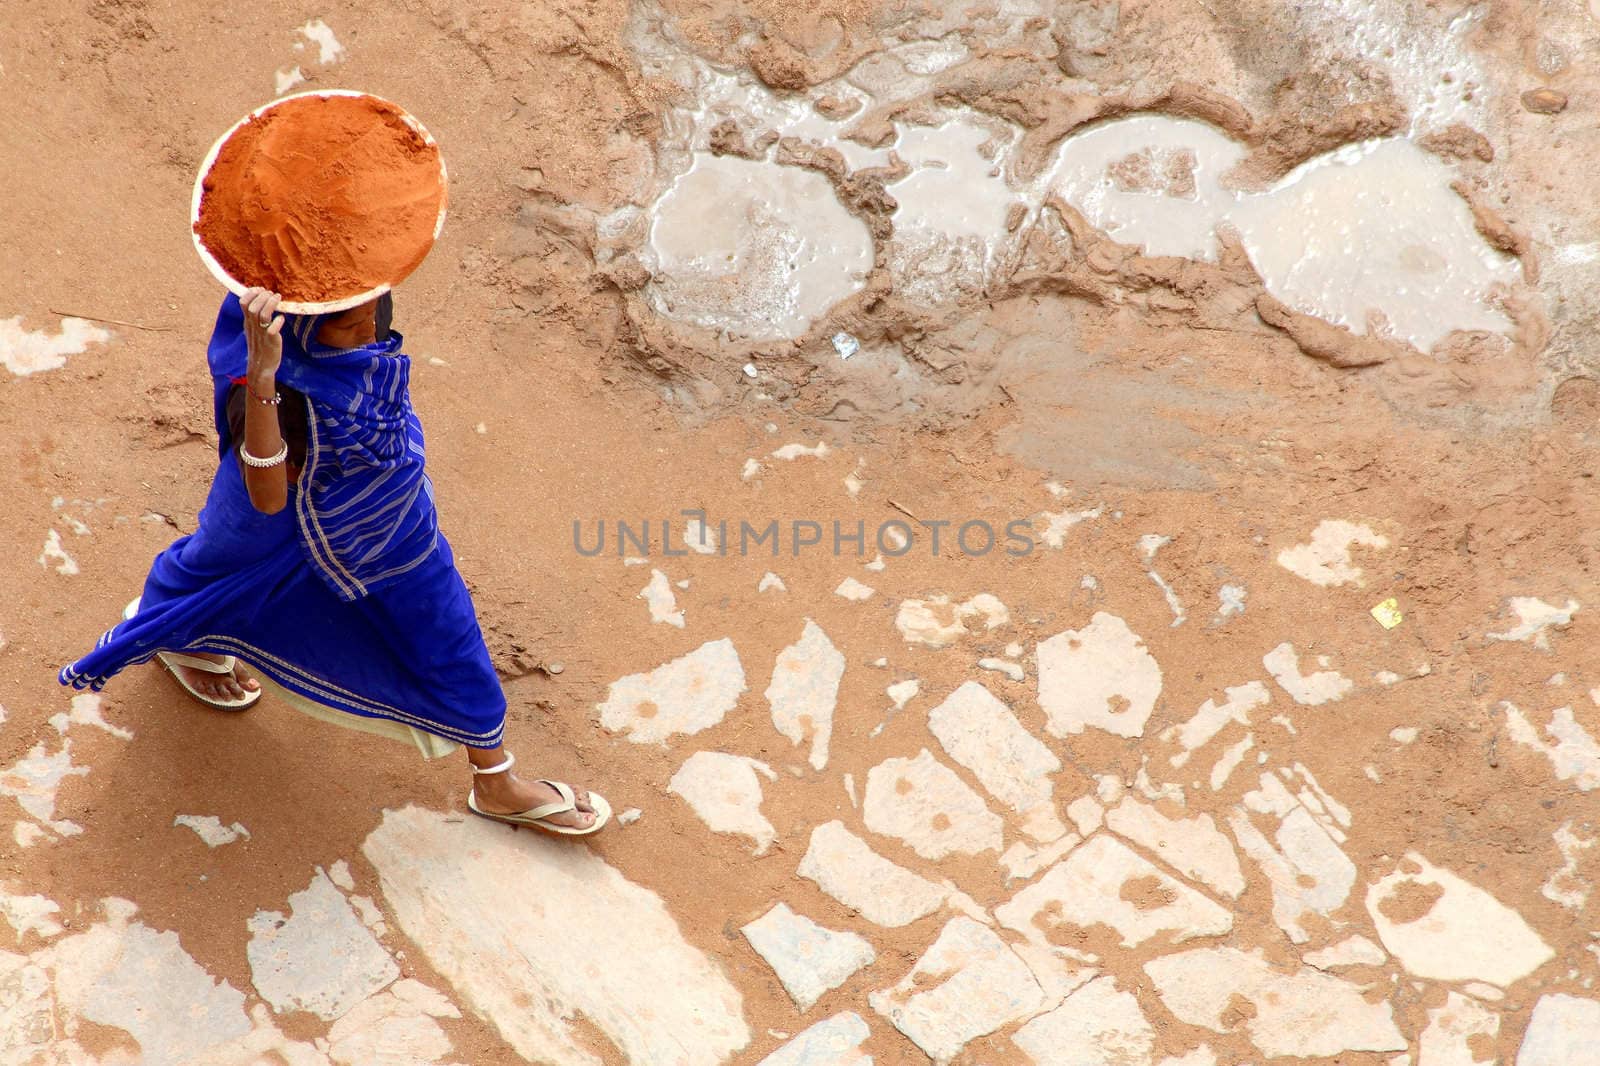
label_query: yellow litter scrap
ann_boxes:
[1370,598,1403,630]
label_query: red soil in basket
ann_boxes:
[194,94,445,304]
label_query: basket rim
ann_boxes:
[189,89,449,315]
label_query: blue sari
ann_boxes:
[59,295,506,750]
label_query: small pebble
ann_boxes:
[617,808,643,826]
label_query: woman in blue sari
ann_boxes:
[60,286,608,836]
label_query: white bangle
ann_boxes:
[239,441,289,468]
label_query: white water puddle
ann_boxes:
[645,154,873,340]
[633,7,1519,352]
[1048,119,1520,351]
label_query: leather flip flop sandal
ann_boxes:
[467,753,612,837]
[125,598,261,712]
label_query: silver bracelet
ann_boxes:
[239,441,289,469]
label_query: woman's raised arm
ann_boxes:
[238,288,290,515]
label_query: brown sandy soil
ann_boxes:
[4,0,1600,1063]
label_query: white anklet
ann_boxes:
[472,753,516,775]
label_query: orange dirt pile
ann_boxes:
[193,94,445,304]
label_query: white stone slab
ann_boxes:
[768,620,845,771]
[1366,853,1554,987]
[1209,734,1254,790]
[1037,613,1163,738]
[1105,799,1244,898]
[0,888,62,940]
[1303,935,1386,970]
[1503,702,1600,791]
[363,805,749,1065]
[1263,643,1352,705]
[1517,993,1600,1065]
[1000,834,1082,882]
[640,569,685,627]
[1145,946,1406,1057]
[887,679,920,710]
[868,916,1045,1063]
[996,834,1232,949]
[246,867,398,1021]
[928,681,1064,840]
[863,750,1003,861]
[1164,681,1270,764]
[757,1012,873,1066]
[0,741,88,838]
[1417,991,1499,1066]
[1488,597,1578,650]
[597,638,746,745]
[741,903,875,1011]
[327,978,460,1065]
[1229,806,1355,943]
[1542,821,1595,909]
[50,907,254,1062]
[797,821,948,928]
[1011,975,1154,1065]
[895,594,1009,648]
[835,578,875,602]
[669,751,778,854]
[174,814,250,847]
[1276,520,1388,586]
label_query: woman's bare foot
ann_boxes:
[470,766,598,831]
[168,652,260,703]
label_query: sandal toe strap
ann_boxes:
[522,780,577,822]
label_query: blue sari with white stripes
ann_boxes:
[59,294,507,750]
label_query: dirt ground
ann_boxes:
[5,0,1600,1063]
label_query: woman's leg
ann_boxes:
[466,744,597,830]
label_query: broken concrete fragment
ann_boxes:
[596,638,746,745]
[174,814,250,847]
[862,749,1003,861]
[1502,702,1600,791]
[668,751,779,854]
[1366,853,1554,987]
[363,805,749,1065]
[1263,643,1352,705]
[1417,991,1499,1066]
[767,620,846,771]
[1276,520,1388,586]
[1488,597,1578,650]
[1517,993,1600,1065]
[996,833,1232,949]
[869,916,1045,1063]
[639,568,685,627]
[326,979,461,1066]
[246,867,398,1021]
[757,1012,873,1066]
[1037,613,1163,738]
[1105,798,1245,898]
[927,681,1065,841]
[741,903,876,1012]
[1164,681,1270,764]
[797,821,948,927]
[1011,975,1155,1066]
[1302,934,1386,970]
[1229,804,1355,944]
[1145,946,1406,1057]
[895,593,1009,648]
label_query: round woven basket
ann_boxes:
[190,89,449,314]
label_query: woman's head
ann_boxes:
[313,292,394,348]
